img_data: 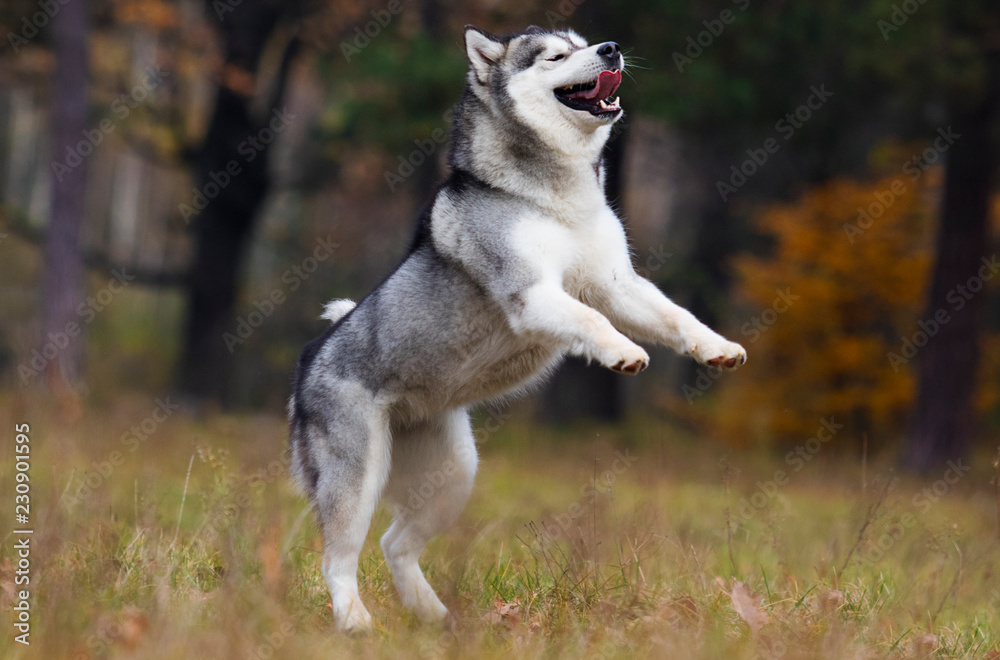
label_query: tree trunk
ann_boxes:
[177,1,299,404]
[43,0,89,389]
[904,52,999,472]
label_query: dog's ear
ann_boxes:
[465,26,506,85]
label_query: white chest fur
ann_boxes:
[512,198,630,296]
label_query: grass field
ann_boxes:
[1,394,998,659]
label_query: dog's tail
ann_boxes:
[320,298,356,324]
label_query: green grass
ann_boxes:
[1,394,997,659]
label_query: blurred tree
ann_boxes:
[905,47,1000,471]
[313,28,465,185]
[43,0,90,396]
[847,0,1000,469]
[177,0,304,404]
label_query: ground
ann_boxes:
[0,394,997,659]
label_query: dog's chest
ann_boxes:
[525,203,626,289]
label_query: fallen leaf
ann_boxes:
[120,606,148,650]
[818,589,844,613]
[497,599,520,617]
[913,633,939,658]
[485,598,521,629]
[729,580,768,636]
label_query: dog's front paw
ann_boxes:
[688,337,746,370]
[604,343,650,375]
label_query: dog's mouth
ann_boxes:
[554,69,622,116]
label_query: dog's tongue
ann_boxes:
[573,70,622,101]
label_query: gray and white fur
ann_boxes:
[289,25,746,632]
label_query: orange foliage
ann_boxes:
[709,165,945,448]
[114,0,181,29]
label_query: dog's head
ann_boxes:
[463,25,625,143]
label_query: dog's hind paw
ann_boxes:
[413,599,449,624]
[335,602,374,635]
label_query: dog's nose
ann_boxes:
[597,42,620,59]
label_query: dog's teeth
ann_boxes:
[599,99,608,109]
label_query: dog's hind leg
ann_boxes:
[304,387,391,633]
[381,408,478,623]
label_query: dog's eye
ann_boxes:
[547,53,566,62]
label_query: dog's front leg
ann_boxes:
[511,283,650,374]
[590,274,747,369]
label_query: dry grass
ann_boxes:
[1,393,997,659]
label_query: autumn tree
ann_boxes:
[704,152,998,450]
[709,161,936,447]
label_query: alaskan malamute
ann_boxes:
[289,25,746,632]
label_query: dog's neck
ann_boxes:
[449,92,613,221]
